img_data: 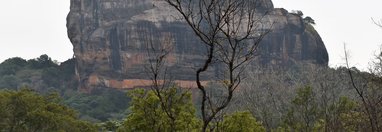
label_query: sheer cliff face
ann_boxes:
[67,0,328,90]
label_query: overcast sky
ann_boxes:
[0,0,381,70]
[0,0,72,63]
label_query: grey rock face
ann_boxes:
[67,0,328,90]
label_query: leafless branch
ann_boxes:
[144,31,190,131]
[344,44,382,131]
[164,0,271,131]
[372,18,382,28]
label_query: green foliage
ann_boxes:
[64,88,130,122]
[327,97,364,131]
[218,111,265,132]
[0,88,96,131]
[58,58,76,81]
[0,57,27,75]
[0,75,20,90]
[118,88,200,131]
[280,85,364,132]
[282,86,319,132]
[0,54,379,131]
[0,55,130,122]
[0,55,77,92]
[98,120,122,131]
[42,67,61,88]
[27,54,58,69]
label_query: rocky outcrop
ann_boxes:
[67,0,328,90]
[257,8,328,66]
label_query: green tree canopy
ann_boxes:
[0,57,27,75]
[282,86,319,131]
[118,88,200,132]
[0,88,96,132]
[219,111,265,132]
[27,54,58,69]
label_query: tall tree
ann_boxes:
[163,0,270,130]
[142,28,188,131]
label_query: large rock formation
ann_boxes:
[67,0,328,90]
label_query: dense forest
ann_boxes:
[0,55,130,121]
[0,53,381,131]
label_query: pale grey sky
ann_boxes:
[0,0,72,63]
[0,0,381,70]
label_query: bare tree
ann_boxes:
[163,0,270,131]
[238,67,291,129]
[144,32,174,91]
[144,32,193,131]
[344,44,382,132]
